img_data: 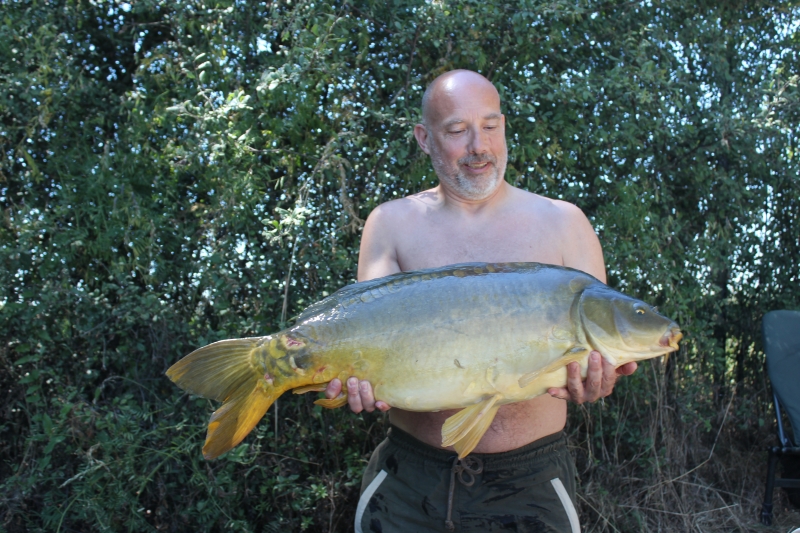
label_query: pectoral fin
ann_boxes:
[314,393,348,409]
[442,394,502,458]
[518,346,590,388]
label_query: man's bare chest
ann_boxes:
[395,219,564,271]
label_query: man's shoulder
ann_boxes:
[358,189,443,279]
[367,188,441,221]
[507,186,605,280]
[508,186,586,221]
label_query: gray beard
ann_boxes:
[429,147,506,201]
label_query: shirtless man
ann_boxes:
[326,70,637,532]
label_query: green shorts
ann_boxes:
[355,426,580,533]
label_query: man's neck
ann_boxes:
[436,181,513,214]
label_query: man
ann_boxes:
[325,70,637,532]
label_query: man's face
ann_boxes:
[418,76,508,201]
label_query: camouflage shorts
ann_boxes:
[355,426,580,533]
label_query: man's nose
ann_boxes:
[468,128,489,154]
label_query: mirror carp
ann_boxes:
[167,262,682,459]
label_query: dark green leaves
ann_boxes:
[1,0,798,531]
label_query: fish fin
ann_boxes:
[314,393,348,409]
[441,394,502,450]
[568,277,593,293]
[518,347,590,388]
[202,381,277,459]
[453,402,502,459]
[295,273,403,322]
[295,263,519,323]
[166,337,283,459]
[292,383,329,395]
[166,338,265,402]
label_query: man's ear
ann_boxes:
[413,124,431,154]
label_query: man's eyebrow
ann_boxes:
[442,113,502,128]
[443,118,466,128]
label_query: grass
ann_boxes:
[2,338,797,532]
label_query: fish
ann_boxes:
[166,262,682,460]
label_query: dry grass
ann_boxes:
[569,362,799,533]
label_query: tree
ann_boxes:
[2,0,798,530]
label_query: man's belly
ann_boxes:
[388,394,568,453]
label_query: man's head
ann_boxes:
[414,70,508,202]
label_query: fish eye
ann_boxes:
[635,307,646,315]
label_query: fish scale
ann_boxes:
[167,262,682,460]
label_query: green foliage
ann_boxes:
[1,0,798,531]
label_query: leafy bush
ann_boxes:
[2,0,798,531]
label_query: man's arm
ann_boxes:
[327,200,636,409]
[324,204,399,413]
[547,203,638,404]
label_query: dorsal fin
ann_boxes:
[294,262,590,324]
[294,275,396,322]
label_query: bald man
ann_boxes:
[326,70,637,532]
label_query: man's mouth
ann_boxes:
[460,156,494,171]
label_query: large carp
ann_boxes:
[167,262,682,460]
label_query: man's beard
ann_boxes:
[429,144,507,201]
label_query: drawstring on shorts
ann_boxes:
[445,455,484,531]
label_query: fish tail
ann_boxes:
[166,337,285,459]
[202,378,277,459]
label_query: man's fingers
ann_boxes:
[325,378,343,399]
[600,356,617,397]
[333,377,390,413]
[358,380,377,412]
[346,377,364,413]
[551,354,638,404]
[582,352,603,402]
[617,361,638,376]
[547,386,570,400]
[566,361,586,404]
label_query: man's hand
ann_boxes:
[325,378,391,413]
[547,351,637,404]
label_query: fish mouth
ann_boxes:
[659,326,683,350]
